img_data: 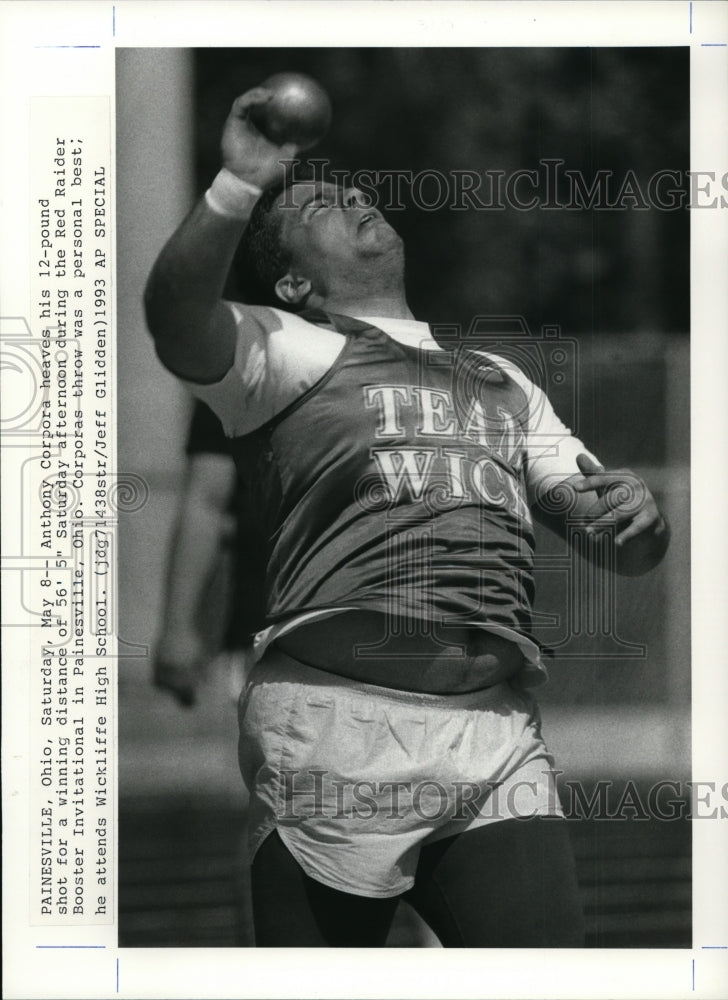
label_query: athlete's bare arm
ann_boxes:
[144,88,297,382]
[535,453,670,576]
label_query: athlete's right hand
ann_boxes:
[221,87,299,190]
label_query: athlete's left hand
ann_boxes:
[572,453,669,574]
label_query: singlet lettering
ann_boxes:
[364,381,528,515]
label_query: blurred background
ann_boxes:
[117,47,690,948]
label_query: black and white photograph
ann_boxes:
[2,3,727,999]
[118,44,688,949]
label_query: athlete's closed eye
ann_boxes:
[307,197,333,214]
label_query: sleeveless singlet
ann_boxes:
[227,312,537,642]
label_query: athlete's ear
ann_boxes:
[274,273,312,306]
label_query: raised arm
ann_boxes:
[144,88,298,382]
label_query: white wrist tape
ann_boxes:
[205,169,262,219]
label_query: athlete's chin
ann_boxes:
[357,225,404,258]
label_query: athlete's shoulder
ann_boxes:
[191,301,345,438]
[467,349,532,387]
[222,301,345,376]
[224,301,335,338]
[465,349,565,444]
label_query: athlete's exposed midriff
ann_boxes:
[274,609,525,693]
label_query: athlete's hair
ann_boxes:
[235,163,319,310]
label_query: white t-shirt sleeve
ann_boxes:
[485,353,600,502]
[522,380,600,501]
[180,302,344,437]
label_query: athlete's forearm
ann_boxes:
[144,191,256,382]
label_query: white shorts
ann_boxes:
[238,647,563,898]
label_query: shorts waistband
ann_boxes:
[250,646,515,711]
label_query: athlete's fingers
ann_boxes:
[584,505,662,547]
[572,471,642,493]
[614,509,665,547]
[572,476,606,493]
[574,493,614,522]
[231,88,273,117]
[573,478,647,530]
[278,142,300,162]
[583,508,632,533]
[582,482,649,525]
[576,453,605,477]
[574,453,606,495]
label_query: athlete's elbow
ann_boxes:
[143,271,178,345]
[144,302,183,377]
[143,281,205,377]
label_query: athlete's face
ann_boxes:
[272,181,403,302]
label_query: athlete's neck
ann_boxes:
[319,291,414,320]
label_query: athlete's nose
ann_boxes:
[342,187,368,209]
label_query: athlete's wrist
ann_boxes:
[204,168,262,220]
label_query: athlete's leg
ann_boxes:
[251,830,400,947]
[405,817,585,948]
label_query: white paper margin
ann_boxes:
[1,2,726,998]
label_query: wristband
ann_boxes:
[205,168,262,219]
